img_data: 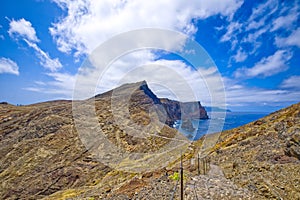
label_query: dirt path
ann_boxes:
[184,164,255,200]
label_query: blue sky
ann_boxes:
[0,0,299,112]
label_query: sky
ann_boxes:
[0,0,299,112]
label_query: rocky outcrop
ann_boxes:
[139,80,161,104]
[160,98,208,126]
[97,81,208,127]
[285,131,300,160]
[181,118,195,132]
[136,81,209,126]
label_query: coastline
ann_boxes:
[174,111,269,140]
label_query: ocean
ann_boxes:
[174,112,269,140]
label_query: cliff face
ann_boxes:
[160,98,209,126]
[125,81,208,126]
[103,81,208,127]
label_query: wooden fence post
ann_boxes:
[197,153,200,175]
[180,154,184,200]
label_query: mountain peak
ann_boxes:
[138,81,161,104]
[94,81,208,126]
[140,80,147,85]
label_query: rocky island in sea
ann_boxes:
[181,118,196,132]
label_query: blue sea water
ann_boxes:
[174,112,268,140]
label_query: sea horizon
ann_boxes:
[174,111,269,140]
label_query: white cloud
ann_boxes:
[224,77,300,107]
[46,72,76,94]
[241,25,270,54]
[0,57,19,75]
[248,0,278,22]
[25,49,225,107]
[25,52,299,110]
[108,59,224,104]
[24,87,42,92]
[24,39,62,71]
[234,50,292,78]
[232,48,247,62]
[243,26,269,43]
[220,22,242,43]
[227,87,300,107]
[50,0,243,55]
[8,18,39,42]
[221,0,277,45]
[24,72,76,97]
[8,18,62,71]
[45,0,243,107]
[275,28,300,48]
[271,13,298,32]
[35,81,46,86]
[271,2,298,32]
[75,49,225,104]
[245,0,278,32]
[245,16,267,31]
[220,0,299,63]
[280,76,300,89]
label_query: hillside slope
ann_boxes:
[0,81,299,199]
[47,103,300,199]
[206,102,300,199]
[0,81,206,199]
[104,102,300,199]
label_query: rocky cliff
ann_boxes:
[160,98,209,126]
[126,81,208,125]
[96,81,208,126]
